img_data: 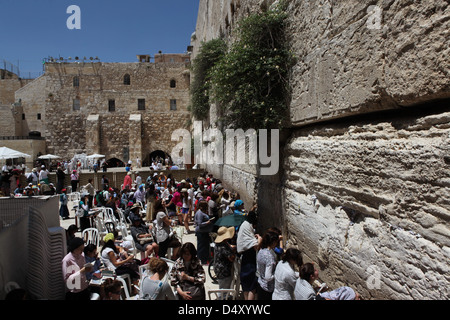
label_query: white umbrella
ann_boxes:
[0,146,31,160]
[38,154,61,160]
[87,154,105,159]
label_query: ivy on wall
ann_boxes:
[189,1,295,130]
[188,38,227,121]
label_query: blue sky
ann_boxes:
[0,0,199,78]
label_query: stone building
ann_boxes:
[9,53,191,166]
[191,0,450,299]
[0,66,41,166]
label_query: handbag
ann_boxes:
[75,206,85,217]
[180,281,205,300]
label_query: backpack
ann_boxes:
[95,191,105,206]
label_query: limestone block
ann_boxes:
[283,110,450,299]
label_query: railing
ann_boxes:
[0,136,45,140]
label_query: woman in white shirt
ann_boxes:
[236,211,262,300]
[100,233,140,287]
[272,248,303,300]
[256,231,279,300]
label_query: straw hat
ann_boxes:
[131,203,142,210]
[215,226,235,243]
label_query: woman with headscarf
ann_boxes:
[233,199,246,216]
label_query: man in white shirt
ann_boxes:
[39,165,50,184]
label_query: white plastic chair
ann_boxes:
[93,215,107,238]
[102,207,117,224]
[4,281,20,295]
[69,192,81,202]
[116,209,130,238]
[208,289,236,300]
[81,228,99,247]
[160,257,175,283]
[207,257,241,300]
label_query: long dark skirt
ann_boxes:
[196,232,211,264]
[59,204,69,219]
[240,248,257,292]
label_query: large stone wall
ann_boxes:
[0,73,34,137]
[192,0,450,299]
[287,0,450,125]
[283,105,450,300]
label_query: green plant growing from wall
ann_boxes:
[188,38,227,121]
[210,2,295,130]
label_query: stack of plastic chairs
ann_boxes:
[27,207,66,300]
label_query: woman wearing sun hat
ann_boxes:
[213,226,236,298]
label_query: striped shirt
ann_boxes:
[294,278,316,300]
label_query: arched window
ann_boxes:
[123,74,131,85]
[170,79,176,88]
[73,76,79,87]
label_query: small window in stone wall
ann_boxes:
[170,99,177,111]
[73,76,79,87]
[37,113,41,120]
[108,99,115,112]
[170,79,176,88]
[138,99,145,111]
[73,98,81,111]
[124,74,131,85]
[22,113,25,120]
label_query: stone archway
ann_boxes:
[143,150,171,166]
[105,157,125,168]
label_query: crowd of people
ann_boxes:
[57,169,361,301]
[0,164,59,197]
[2,160,359,301]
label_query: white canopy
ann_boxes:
[38,154,61,160]
[86,154,105,159]
[0,147,31,160]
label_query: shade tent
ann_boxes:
[38,154,61,160]
[86,154,105,159]
[0,147,31,160]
